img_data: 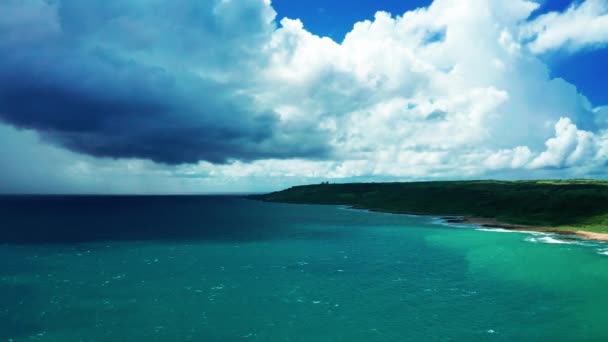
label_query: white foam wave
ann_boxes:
[597,248,608,256]
[475,228,547,236]
[476,228,519,233]
[525,236,577,245]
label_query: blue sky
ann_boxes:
[272,0,433,40]
[548,48,608,105]
[0,0,607,193]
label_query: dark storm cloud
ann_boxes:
[0,0,330,164]
[0,49,280,164]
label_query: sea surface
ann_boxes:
[1,196,608,341]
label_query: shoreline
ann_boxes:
[262,201,608,242]
[255,180,608,242]
[444,216,608,242]
[342,205,608,242]
[344,206,608,242]
[346,206,608,242]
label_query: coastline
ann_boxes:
[445,216,608,242]
[341,205,608,242]
[331,205,608,242]
[256,180,608,240]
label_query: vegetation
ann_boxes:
[252,180,608,233]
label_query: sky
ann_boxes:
[0,0,607,194]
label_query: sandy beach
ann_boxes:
[449,217,608,242]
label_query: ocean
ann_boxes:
[1,196,608,341]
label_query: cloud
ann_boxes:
[0,0,330,164]
[523,0,608,54]
[253,0,601,176]
[529,117,607,169]
[594,106,608,127]
[0,0,61,44]
[485,146,533,170]
[0,122,282,194]
[0,0,607,193]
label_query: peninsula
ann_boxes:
[252,180,608,240]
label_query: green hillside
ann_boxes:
[252,180,608,233]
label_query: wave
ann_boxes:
[522,233,608,257]
[597,248,608,256]
[476,228,536,234]
[525,235,578,245]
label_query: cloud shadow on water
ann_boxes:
[0,195,351,245]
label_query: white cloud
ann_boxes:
[523,0,608,54]
[485,146,533,170]
[529,117,607,169]
[251,0,602,179]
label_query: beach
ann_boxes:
[450,216,608,242]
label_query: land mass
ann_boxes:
[251,180,608,241]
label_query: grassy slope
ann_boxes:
[253,180,608,233]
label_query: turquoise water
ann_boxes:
[1,196,608,341]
